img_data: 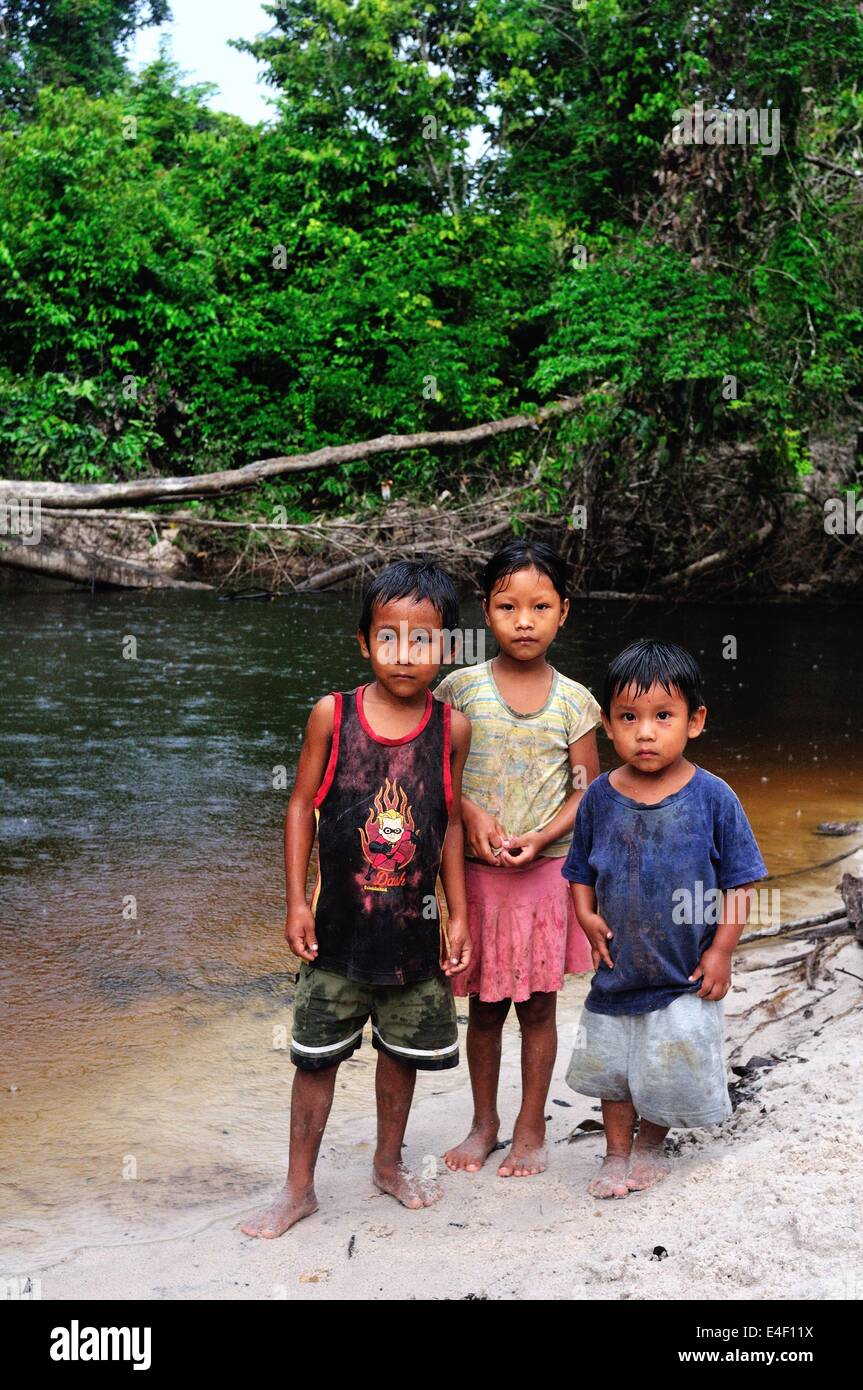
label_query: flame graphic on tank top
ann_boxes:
[359,778,418,890]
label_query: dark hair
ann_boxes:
[358,559,460,642]
[602,638,705,716]
[480,539,568,604]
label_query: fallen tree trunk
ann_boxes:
[38,508,321,530]
[656,519,774,589]
[0,396,586,511]
[737,906,846,945]
[0,489,535,592]
[0,538,212,590]
[295,553,378,591]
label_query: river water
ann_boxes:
[2,586,862,1267]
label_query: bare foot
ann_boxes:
[588,1154,630,1199]
[240,1185,319,1238]
[497,1122,547,1177]
[444,1120,500,1172]
[373,1161,442,1209]
[626,1144,670,1192]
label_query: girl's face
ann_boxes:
[483,566,569,660]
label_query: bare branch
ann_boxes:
[0,395,589,510]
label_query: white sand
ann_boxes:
[10,928,862,1302]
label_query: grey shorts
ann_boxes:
[565,991,733,1129]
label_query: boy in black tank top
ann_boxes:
[241,561,472,1238]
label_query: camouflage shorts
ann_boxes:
[290,962,459,1071]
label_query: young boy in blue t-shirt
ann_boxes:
[563,638,767,1199]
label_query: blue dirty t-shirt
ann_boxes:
[562,766,768,1016]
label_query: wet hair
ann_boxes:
[358,559,460,642]
[480,539,568,605]
[602,638,705,716]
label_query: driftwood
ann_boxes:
[0,485,537,591]
[0,536,212,590]
[730,923,863,1059]
[737,905,845,945]
[295,552,378,591]
[805,941,828,991]
[788,920,852,940]
[738,877,863,998]
[839,873,863,944]
[0,396,586,511]
[655,519,774,589]
[37,508,333,532]
[729,988,840,1059]
[295,515,515,591]
[735,922,851,972]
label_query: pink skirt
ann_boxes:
[453,854,593,1002]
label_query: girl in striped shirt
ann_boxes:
[434,540,600,1177]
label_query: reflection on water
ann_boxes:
[1,590,862,1264]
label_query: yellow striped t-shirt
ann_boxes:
[433,659,601,857]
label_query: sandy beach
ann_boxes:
[6,921,862,1302]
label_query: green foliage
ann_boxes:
[0,1,170,116]
[0,368,165,479]
[0,0,862,517]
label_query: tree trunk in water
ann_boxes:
[0,538,212,590]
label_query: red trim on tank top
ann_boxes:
[356,683,433,745]
[442,700,453,814]
[313,691,343,807]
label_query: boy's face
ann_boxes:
[357,596,446,698]
[602,681,706,773]
[482,566,569,660]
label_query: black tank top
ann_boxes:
[310,684,453,985]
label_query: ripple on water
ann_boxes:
[2,592,861,1257]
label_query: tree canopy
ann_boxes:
[0,1,169,113]
[1,0,861,544]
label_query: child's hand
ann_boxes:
[498,831,542,867]
[578,912,615,971]
[285,904,319,963]
[441,919,472,976]
[690,945,732,1000]
[462,801,508,866]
